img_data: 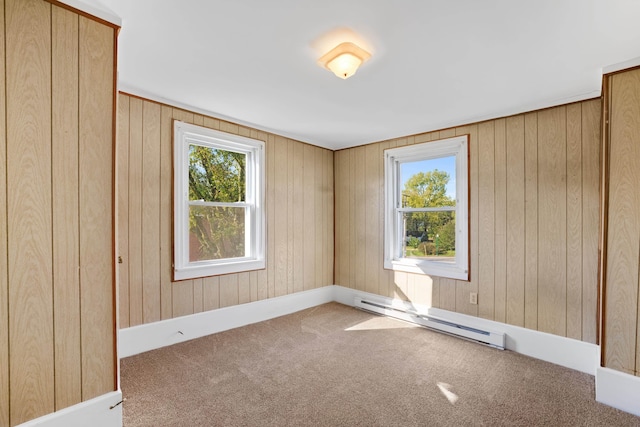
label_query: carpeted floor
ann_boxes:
[121,302,640,426]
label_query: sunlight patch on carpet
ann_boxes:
[437,382,459,404]
[345,317,420,331]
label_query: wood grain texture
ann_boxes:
[494,119,507,323]
[566,103,583,340]
[293,142,304,293]
[116,94,333,328]
[537,106,568,337]
[141,101,161,323]
[159,105,173,320]
[478,121,496,320]
[335,150,348,286]
[78,15,115,400]
[303,144,316,291]
[0,0,7,422]
[117,94,131,328]
[266,134,275,298]
[334,101,600,344]
[52,5,81,410]
[524,112,539,330]
[286,141,294,294]
[354,146,365,291]
[365,143,379,295]
[127,97,143,326]
[581,99,600,344]
[6,0,55,422]
[274,137,288,296]
[314,146,323,289]
[604,69,640,375]
[505,115,525,327]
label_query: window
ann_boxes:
[384,135,469,280]
[173,121,265,280]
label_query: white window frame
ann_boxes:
[173,120,265,280]
[384,135,469,281]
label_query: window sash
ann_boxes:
[174,120,265,280]
[384,135,468,281]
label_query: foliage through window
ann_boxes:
[174,121,265,280]
[384,135,469,280]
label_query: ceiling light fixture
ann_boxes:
[318,42,371,80]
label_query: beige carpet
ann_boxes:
[121,302,640,426]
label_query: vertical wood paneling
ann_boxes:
[335,150,348,286]
[293,143,304,293]
[494,119,507,323]
[78,15,115,400]
[524,112,539,330]
[478,121,496,320]
[605,70,640,375]
[220,274,239,308]
[303,144,315,290]
[354,146,366,291]
[117,94,333,330]
[266,134,276,298]
[314,147,323,289]
[274,137,288,296]
[334,100,600,345]
[286,141,294,294]
[238,272,250,305]
[505,116,525,327]
[378,142,390,298]
[117,95,130,328]
[581,99,600,344]
[52,6,81,409]
[537,107,567,337]
[127,98,143,326]
[365,144,379,295]
[348,149,356,290]
[0,0,7,422]
[566,103,583,340]
[203,276,220,311]
[159,105,173,320]
[142,101,161,323]
[6,0,54,422]
[1,4,116,424]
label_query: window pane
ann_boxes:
[189,205,245,261]
[402,211,455,263]
[400,156,456,208]
[189,144,246,202]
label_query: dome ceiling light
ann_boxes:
[318,41,371,79]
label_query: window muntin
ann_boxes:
[174,121,265,280]
[384,135,469,280]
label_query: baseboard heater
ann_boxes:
[354,297,505,350]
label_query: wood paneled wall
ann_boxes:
[116,93,334,328]
[0,1,117,425]
[335,99,601,344]
[603,67,640,377]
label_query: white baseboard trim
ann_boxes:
[17,391,122,427]
[596,367,640,416]
[333,285,599,375]
[122,284,599,375]
[119,286,335,358]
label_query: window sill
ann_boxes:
[174,259,265,281]
[384,258,468,281]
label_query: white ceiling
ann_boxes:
[99,0,640,150]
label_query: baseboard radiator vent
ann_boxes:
[354,297,505,350]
